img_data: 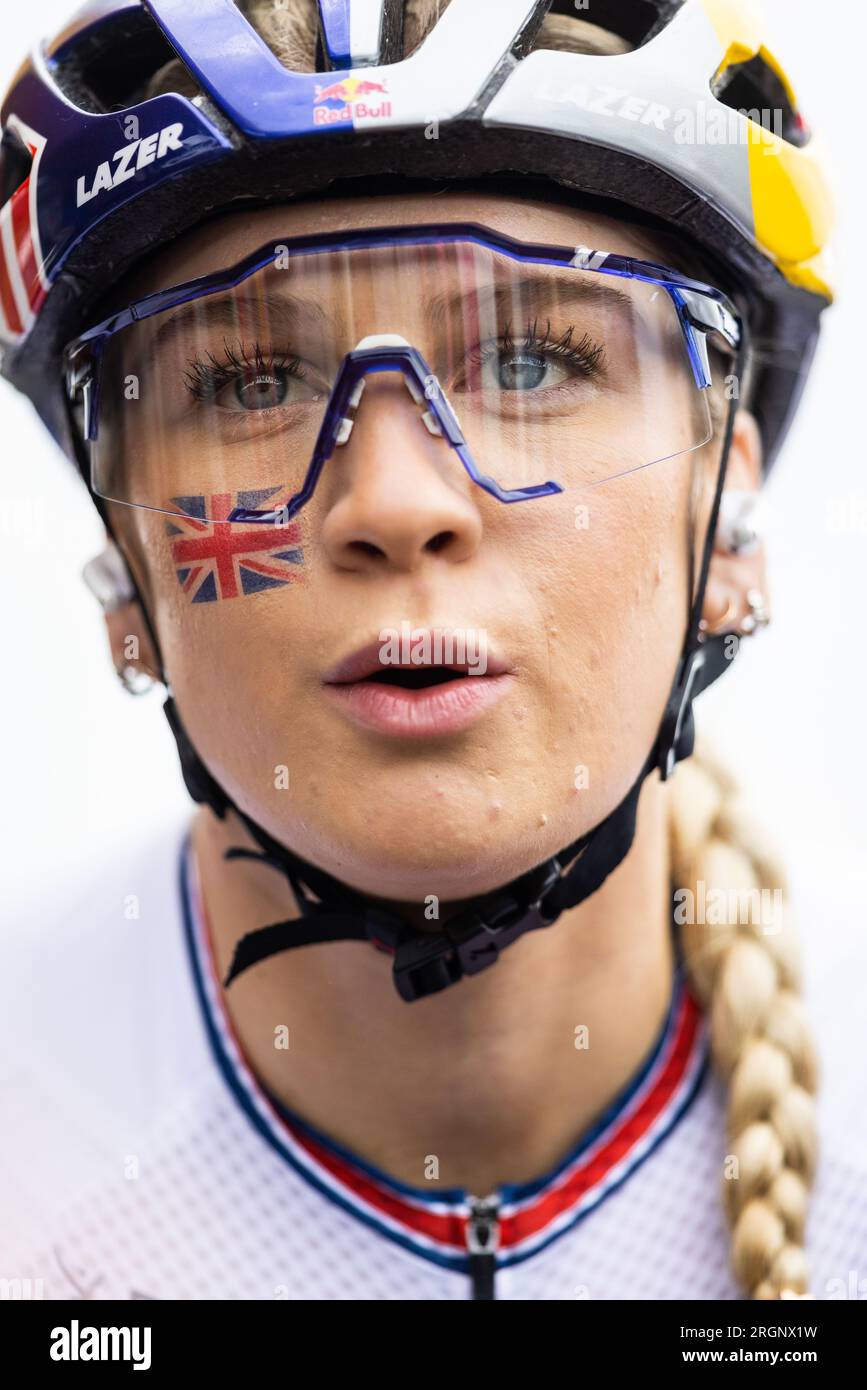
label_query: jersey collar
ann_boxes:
[180,835,709,1271]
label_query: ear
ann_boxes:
[83,536,162,685]
[702,408,769,634]
[104,599,162,686]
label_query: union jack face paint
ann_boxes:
[165,490,306,604]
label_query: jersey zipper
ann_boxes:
[466,1193,500,1300]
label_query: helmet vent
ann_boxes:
[50,8,184,114]
[712,51,810,148]
[0,129,33,206]
[540,0,682,51]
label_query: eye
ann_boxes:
[184,343,324,411]
[458,323,606,395]
[483,350,571,392]
[226,368,297,410]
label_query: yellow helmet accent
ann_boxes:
[702,0,834,300]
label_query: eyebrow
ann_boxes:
[425,275,638,332]
[142,268,637,359]
[146,293,333,356]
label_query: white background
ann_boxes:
[1,2,864,961]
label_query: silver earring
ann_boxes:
[716,490,765,556]
[115,662,156,696]
[738,587,772,635]
[85,542,157,694]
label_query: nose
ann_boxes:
[319,371,484,574]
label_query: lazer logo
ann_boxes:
[76,123,184,207]
[536,79,671,130]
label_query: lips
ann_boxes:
[322,632,513,738]
[324,637,505,685]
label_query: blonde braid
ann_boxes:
[668,743,820,1299]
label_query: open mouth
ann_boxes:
[322,638,513,738]
[364,664,473,690]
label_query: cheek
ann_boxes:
[138,501,316,786]
[517,462,692,808]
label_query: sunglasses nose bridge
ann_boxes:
[331,335,457,451]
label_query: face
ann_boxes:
[106,190,744,903]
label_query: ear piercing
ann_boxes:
[740,587,772,634]
[716,489,765,555]
[699,588,772,640]
[83,541,157,695]
[703,492,771,640]
[114,662,156,696]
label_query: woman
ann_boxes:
[0,0,859,1302]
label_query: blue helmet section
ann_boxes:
[320,0,353,69]
[3,46,229,289]
[144,0,355,138]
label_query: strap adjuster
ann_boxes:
[392,858,563,1002]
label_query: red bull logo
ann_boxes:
[313,76,392,124]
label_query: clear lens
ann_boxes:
[91,237,713,516]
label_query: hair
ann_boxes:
[148,0,818,1298]
[144,0,630,97]
[670,744,819,1297]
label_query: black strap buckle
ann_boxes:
[658,646,705,781]
[392,859,562,1002]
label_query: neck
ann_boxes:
[191,775,675,1194]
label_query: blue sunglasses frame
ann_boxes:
[64,222,742,523]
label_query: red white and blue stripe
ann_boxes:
[180,836,709,1273]
[0,118,49,344]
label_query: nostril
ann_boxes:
[349,539,387,561]
[425,531,454,554]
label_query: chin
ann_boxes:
[272,786,582,904]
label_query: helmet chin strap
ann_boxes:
[161,619,731,1002]
[81,352,741,1003]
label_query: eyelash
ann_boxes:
[182,320,606,403]
[468,319,606,379]
[183,339,306,401]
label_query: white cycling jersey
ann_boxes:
[1,820,865,1301]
